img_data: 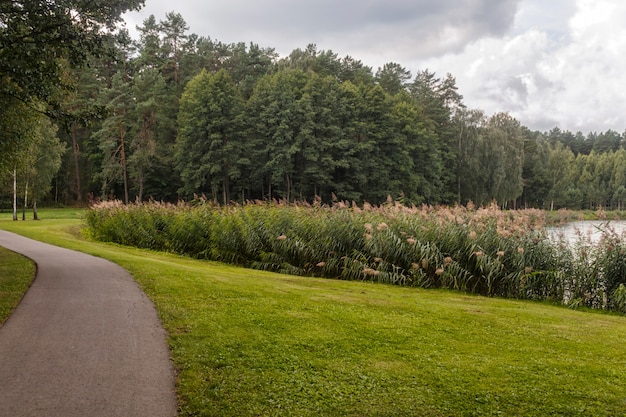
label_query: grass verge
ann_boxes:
[2,214,626,416]
[0,247,36,326]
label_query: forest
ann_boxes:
[2,6,626,211]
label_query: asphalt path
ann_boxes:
[0,230,177,417]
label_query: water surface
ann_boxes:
[547,220,626,245]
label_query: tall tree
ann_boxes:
[356,84,395,203]
[484,113,525,206]
[224,42,278,99]
[176,69,246,203]
[520,131,551,208]
[58,30,133,204]
[92,72,133,202]
[453,108,484,204]
[293,73,350,200]
[338,56,373,85]
[410,71,464,203]
[546,142,576,210]
[593,130,622,154]
[611,149,626,210]
[375,62,411,95]
[280,44,341,78]
[24,118,66,219]
[246,70,308,201]
[160,11,189,86]
[127,68,167,201]
[134,15,164,71]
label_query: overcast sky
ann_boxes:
[124,0,625,134]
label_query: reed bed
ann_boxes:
[85,199,626,311]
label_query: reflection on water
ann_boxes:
[547,220,626,245]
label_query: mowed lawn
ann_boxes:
[0,246,35,326]
[1,212,626,416]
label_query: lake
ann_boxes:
[547,220,626,245]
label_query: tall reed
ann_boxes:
[84,200,626,311]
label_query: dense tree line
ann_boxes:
[3,7,626,210]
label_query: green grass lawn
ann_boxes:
[0,247,35,326]
[2,212,626,416]
[0,207,86,221]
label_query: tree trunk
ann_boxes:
[119,121,129,204]
[12,168,17,221]
[456,123,464,205]
[22,179,28,221]
[138,166,144,203]
[136,114,151,203]
[33,200,38,221]
[222,173,230,205]
[71,124,82,203]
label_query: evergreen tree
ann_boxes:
[245,70,308,201]
[375,62,411,95]
[160,11,190,86]
[134,15,164,71]
[338,56,374,85]
[520,131,551,208]
[127,69,168,201]
[293,73,347,200]
[357,84,395,203]
[454,108,484,204]
[92,72,133,202]
[176,69,246,203]
[410,71,463,203]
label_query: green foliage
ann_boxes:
[0,98,41,171]
[176,69,246,203]
[457,112,525,206]
[0,0,144,119]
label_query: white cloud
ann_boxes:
[421,0,626,132]
[123,0,626,133]
[124,0,520,59]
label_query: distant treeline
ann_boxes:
[4,11,626,210]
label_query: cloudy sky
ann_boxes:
[124,0,625,134]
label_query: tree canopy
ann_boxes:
[0,0,143,108]
[3,7,626,211]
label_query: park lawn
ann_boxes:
[0,207,85,221]
[0,246,35,326]
[1,214,626,416]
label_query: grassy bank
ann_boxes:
[0,247,36,326]
[2,215,626,416]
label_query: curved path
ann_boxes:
[0,230,177,417]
